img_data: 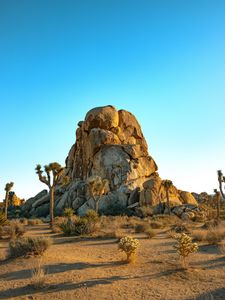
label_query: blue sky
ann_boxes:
[0,0,225,199]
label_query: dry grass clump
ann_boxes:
[192,229,207,242]
[205,226,225,245]
[8,236,51,258]
[28,219,43,226]
[127,216,143,229]
[136,206,153,218]
[192,226,225,245]
[145,227,156,239]
[30,259,47,289]
[19,218,28,225]
[0,221,25,240]
[152,214,179,226]
[171,222,191,234]
[150,220,164,229]
[118,236,139,263]
[135,222,151,233]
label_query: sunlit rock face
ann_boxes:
[22,105,198,217]
[65,105,157,193]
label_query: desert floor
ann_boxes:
[0,222,225,300]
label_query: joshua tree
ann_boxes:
[213,189,221,220]
[161,180,173,215]
[4,182,14,219]
[35,163,64,227]
[217,170,225,200]
[87,176,110,214]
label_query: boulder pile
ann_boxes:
[22,105,199,217]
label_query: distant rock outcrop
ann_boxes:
[22,105,198,217]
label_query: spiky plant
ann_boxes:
[35,163,65,228]
[217,170,225,200]
[173,233,198,268]
[4,182,14,219]
[87,176,109,213]
[214,189,221,220]
[161,180,173,215]
[118,236,139,263]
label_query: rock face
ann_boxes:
[22,105,199,217]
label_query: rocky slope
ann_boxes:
[22,105,198,217]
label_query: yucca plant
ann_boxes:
[214,189,221,220]
[87,176,109,213]
[4,182,14,219]
[161,180,173,215]
[217,170,225,200]
[35,163,68,228]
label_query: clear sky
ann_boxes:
[0,0,225,200]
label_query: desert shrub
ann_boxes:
[85,210,99,223]
[203,219,220,229]
[118,236,139,263]
[30,259,47,289]
[171,223,191,234]
[152,214,179,225]
[136,206,153,218]
[150,220,164,229]
[63,208,74,218]
[6,221,25,239]
[0,221,25,239]
[145,228,156,239]
[127,216,142,229]
[28,219,43,226]
[173,233,198,268]
[19,218,28,225]
[135,222,151,233]
[0,212,8,227]
[59,211,99,236]
[8,236,51,258]
[205,227,225,245]
[192,229,207,242]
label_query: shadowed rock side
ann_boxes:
[22,105,198,217]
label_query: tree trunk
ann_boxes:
[166,188,171,215]
[4,191,9,219]
[218,180,225,200]
[216,193,220,220]
[50,186,54,228]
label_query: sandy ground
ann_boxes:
[0,223,225,300]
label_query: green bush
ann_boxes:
[59,211,99,236]
[8,236,51,258]
[63,208,74,218]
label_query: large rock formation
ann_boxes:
[22,105,198,217]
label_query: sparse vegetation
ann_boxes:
[118,236,139,263]
[35,163,67,228]
[144,227,156,238]
[8,236,51,258]
[4,182,14,219]
[28,218,43,226]
[59,210,99,236]
[1,221,25,240]
[30,259,47,289]
[173,233,198,268]
[135,222,151,233]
